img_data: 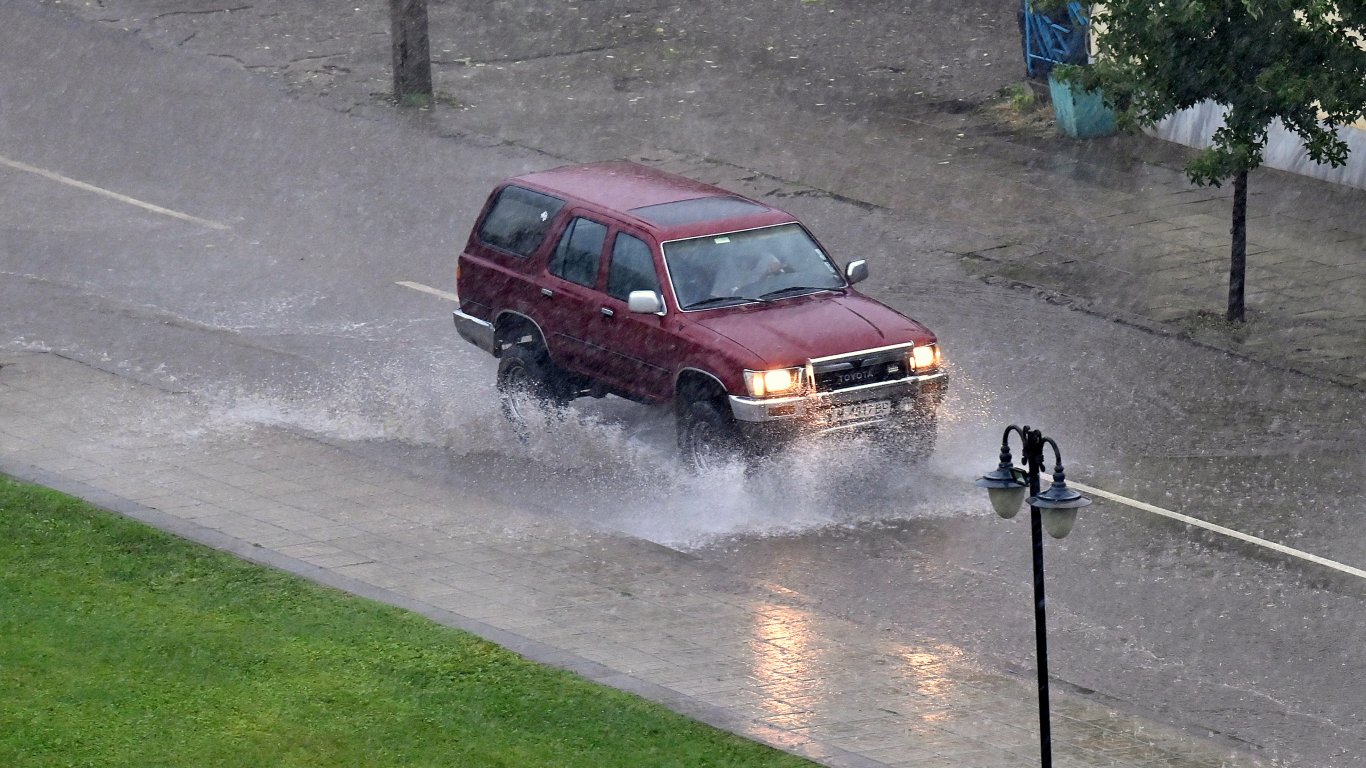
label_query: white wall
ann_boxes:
[1150,104,1366,191]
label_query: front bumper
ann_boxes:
[728,371,947,435]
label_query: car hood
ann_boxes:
[690,292,935,366]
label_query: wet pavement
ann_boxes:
[61,0,1366,388]
[8,0,1366,766]
[0,351,1269,767]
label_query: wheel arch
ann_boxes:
[492,311,548,357]
[674,367,729,411]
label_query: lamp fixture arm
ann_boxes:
[995,425,1074,496]
[1000,424,1028,446]
[997,424,1027,471]
[1040,436,1069,485]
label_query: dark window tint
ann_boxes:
[549,217,606,288]
[477,186,566,258]
[607,234,660,301]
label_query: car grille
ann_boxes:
[811,348,907,393]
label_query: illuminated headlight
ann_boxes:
[908,344,941,373]
[743,367,805,398]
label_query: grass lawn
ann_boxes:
[0,477,816,767]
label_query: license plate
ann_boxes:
[821,399,892,424]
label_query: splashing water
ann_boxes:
[191,347,989,550]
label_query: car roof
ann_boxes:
[508,161,796,240]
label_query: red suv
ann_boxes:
[453,161,946,467]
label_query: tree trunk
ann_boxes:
[1226,169,1248,322]
[389,0,432,103]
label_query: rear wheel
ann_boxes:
[677,396,744,472]
[496,344,567,440]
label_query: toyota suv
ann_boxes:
[453,161,947,468]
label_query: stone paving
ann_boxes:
[0,351,1266,767]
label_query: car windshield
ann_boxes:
[663,223,844,310]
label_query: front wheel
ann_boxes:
[496,345,567,440]
[677,397,744,472]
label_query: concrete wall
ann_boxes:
[1150,104,1366,190]
[1088,4,1366,190]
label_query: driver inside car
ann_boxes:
[719,251,787,295]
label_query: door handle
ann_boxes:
[600,307,615,318]
[541,288,554,298]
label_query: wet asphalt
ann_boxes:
[68,0,1366,386]
[4,1,1366,766]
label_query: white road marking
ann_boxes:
[15,148,1353,584]
[1066,478,1366,581]
[0,154,230,231]
[396,280,460,302]
[388,286,1366,582]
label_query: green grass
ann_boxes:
[0,477,816,768]
[1001,82,1036,112]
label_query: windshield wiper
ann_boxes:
[683,295,753,310]
[757,285,834,301]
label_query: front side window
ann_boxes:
[548,217,607,288]
[663,223,844,310]
[477,185,565,258]
[606,233,660,301]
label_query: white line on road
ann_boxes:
[396,280,460,303]
[0,154,231,231]
[390,280,1366,582]
[1067,478,1366,581]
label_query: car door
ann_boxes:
[540,213,612,379]
[589,229,681,401]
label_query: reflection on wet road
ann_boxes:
[745,583,982,753]
[750,595,822,727]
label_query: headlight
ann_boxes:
[744,367,805,398]
[909,344,941,373]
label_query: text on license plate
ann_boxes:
[822,400,892,424]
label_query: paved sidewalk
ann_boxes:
[0,351,1266,767]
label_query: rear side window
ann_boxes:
[477,185,566,258]
[607,233,660,301]
[549,217,607,288]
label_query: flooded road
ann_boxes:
[3,2,1365,765]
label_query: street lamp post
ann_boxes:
[977,425,1091,768]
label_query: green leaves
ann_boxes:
[1083,0,1366,186]
[1187,126,1264,186]
[1075,0,1366,321]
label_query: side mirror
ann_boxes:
[845,259,869,285]
[627,290,665,315]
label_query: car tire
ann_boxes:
[677,396,744,472]
[496,344,567,440]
